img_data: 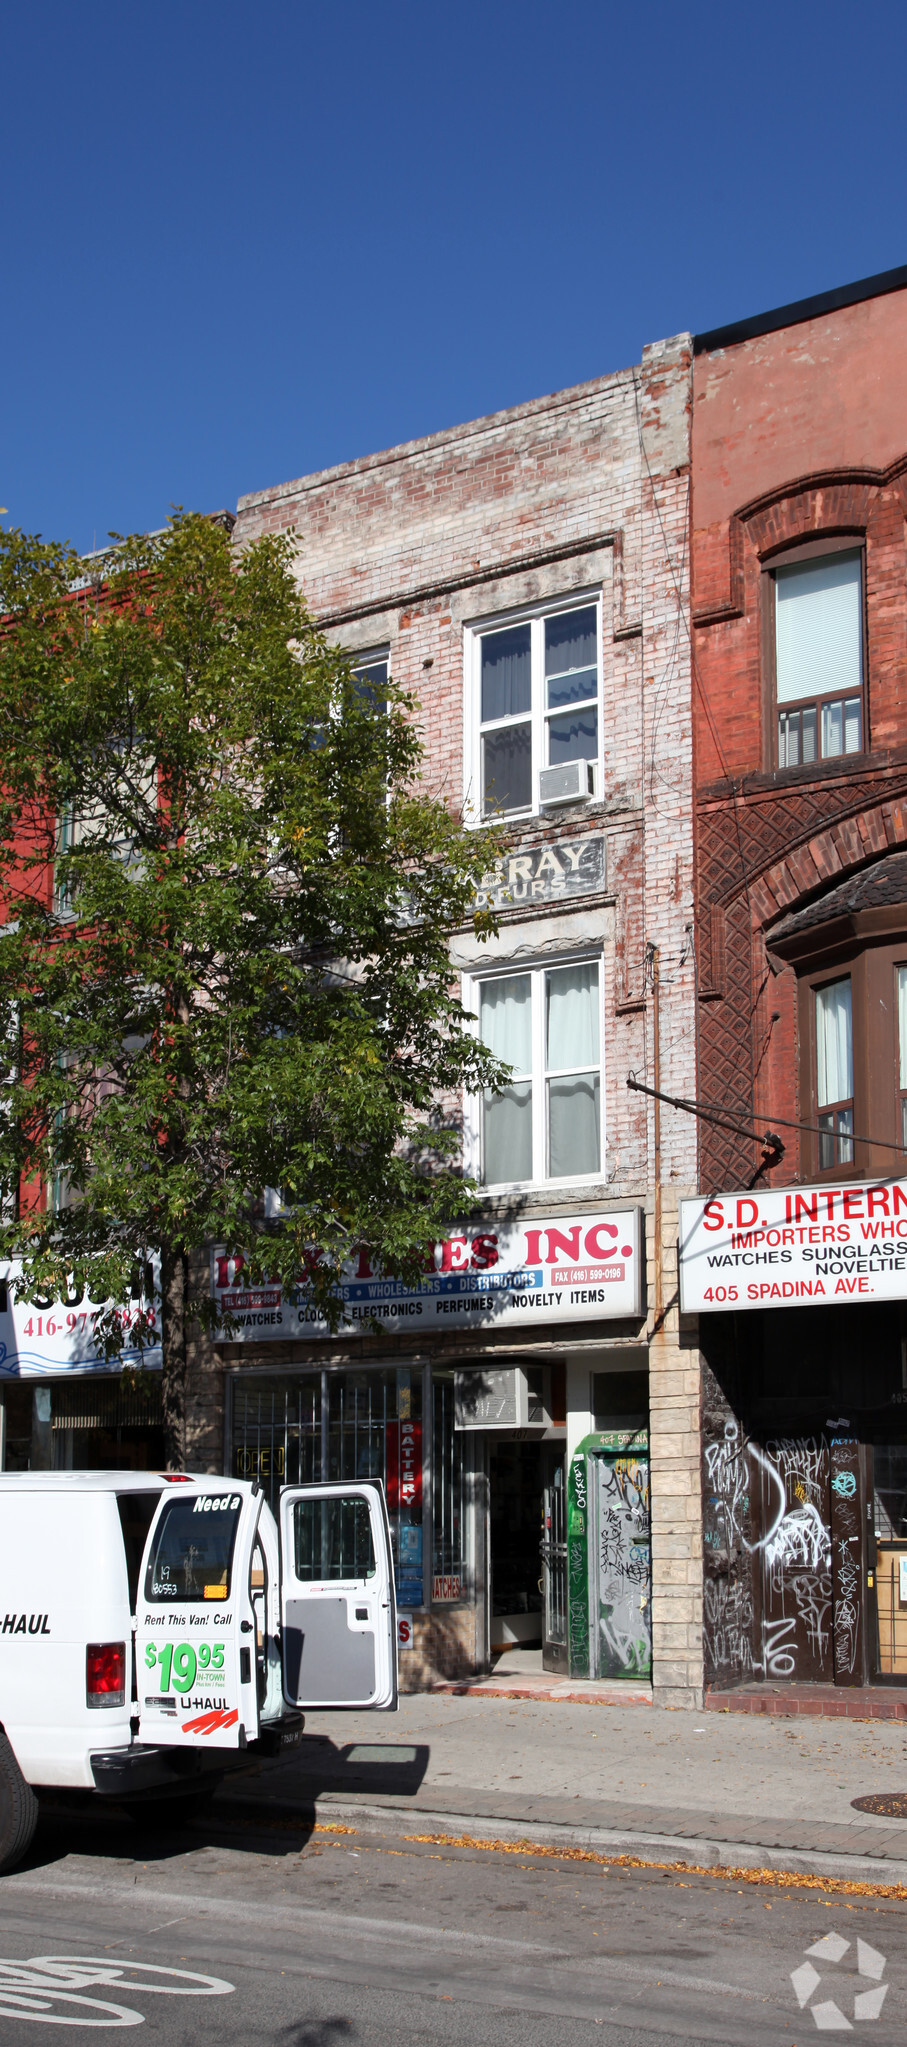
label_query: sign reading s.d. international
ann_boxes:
[212,1209,643,1340]
[680,1180,907,1313]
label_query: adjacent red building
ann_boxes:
[689,263,907,1694]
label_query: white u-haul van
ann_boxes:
[0,1470,397,1874]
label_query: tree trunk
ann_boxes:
[160,1241,189,1472]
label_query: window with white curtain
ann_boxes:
[468,601,601,819]
[815,977,854,1169]
[774,552,864,768]
[477,960,602,1184]
[897,965,907,1151]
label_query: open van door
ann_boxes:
[279,1481,398,1710]
[135,1482,263,1749]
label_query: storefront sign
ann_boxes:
[386,1419,424,1605]
[0,1262,161,1378]
[432,1575,463,1602]
[474,835,605,911]
[680,1180,907,1313]
[212,1209,643,1341]
[397,1614,415,1649]
[385,1420,422,1514]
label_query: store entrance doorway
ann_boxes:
[488,1441,566,1671]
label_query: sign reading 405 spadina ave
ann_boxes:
[680,1180,907,1314]
[212,1210,644,1340]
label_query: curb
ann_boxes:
[425,1682,652,1705]
[216,1789,907,1889]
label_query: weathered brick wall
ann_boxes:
[229,333,704,1702]
[235,338,699,1202]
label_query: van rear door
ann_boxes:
[279,1482,397,1710]
[135,1484,262,1749]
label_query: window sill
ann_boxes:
[742,750,876,796]
[478,1175,607,1200]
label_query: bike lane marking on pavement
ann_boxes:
[0,1957,234,2030]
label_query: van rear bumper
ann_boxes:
[89,1743,246,1798]
[89,1716,305,1799]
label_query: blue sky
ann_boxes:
[4,1,905,553]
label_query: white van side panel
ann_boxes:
[0,1493,133,1785]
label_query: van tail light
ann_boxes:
[86,1641,126,1709]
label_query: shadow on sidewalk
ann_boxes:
[237,1734,431,1805]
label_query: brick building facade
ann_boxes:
[687,264,907,1694]
[181,333,705,1701]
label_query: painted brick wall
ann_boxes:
[228,334,704,1702]
[235,336,699,1203]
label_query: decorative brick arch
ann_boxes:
[746,796,907,935]
[694,459,907,625]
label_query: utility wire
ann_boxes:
[626,1073,907,1162]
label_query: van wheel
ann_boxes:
[0,1731,39,1875]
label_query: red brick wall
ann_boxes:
[692,288,907,1189]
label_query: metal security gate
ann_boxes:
[541,1466,568,1673]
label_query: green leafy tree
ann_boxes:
[0,513,504,1466]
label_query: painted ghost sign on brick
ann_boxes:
[474,836,605,911]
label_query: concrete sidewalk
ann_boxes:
[219,1690,907,1885]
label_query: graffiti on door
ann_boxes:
[830,1438,862,1682]
[595,1454,651,1680]
[754,1436,832,1684]
[703,1418,755,1680]
[701,1421,853,1686]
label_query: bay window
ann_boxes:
[476,960,602,1186]
[773,915,907,1178]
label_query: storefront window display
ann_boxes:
[231,1366,423,1607]
[432,1369,469,1599]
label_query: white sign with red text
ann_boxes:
[0,1260,162,1378]
[212,1210,643,1340]
[680,1180,907,1313]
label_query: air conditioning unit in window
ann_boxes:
[454,1365,551,1432]
[538,760,595,806]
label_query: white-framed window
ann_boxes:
[468,958,603,1186]
[465,597,601,819]
[351,649,389,707]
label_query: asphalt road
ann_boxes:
[2,1799,907,2045]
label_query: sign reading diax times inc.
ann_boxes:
[680,1179,907,1313]
[213,1209,643,1340]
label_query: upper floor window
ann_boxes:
[898,966,907,1150]
[469,601,600,818]
[815,976,854,1169]
[352,652,388,708]
[771,549,864,768]
[475,959,602,1186]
